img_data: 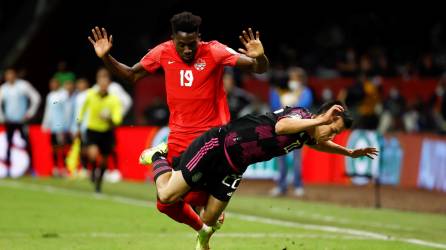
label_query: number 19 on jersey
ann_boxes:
[180,70,194,87]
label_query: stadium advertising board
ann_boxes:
[418,138,446,192]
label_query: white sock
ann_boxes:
[199,224,210,233]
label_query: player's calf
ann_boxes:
[140,142,171,182]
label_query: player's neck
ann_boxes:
[307,127,317,141]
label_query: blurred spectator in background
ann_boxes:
[64,80,77,139]
[320,86,335,104]
[42,78,69,177]
[0,67,41,175]
[340,74,365,116]
[72,78,90,176]
[374,52,395,77]
[269,67,313,197]
[418,53,442,77]
[403,99,423,132]
[92,68,132,178]
[336,47,358,77]
[143,97,169,126]
[53,61,76,86]
[397,62,417,80]
[93,68,132,118]
[223,72,255,119]
[378,87,407,133]
[359,55,372,77]
[77,75,122,193]
[429,74,446,133]
[341,74,381,129]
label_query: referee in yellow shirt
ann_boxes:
[77,74,122,193]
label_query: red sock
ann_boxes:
[183,191,209,207]
[156,200,203,231]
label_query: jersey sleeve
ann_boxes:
[77,90,92,124]
[140,44,164,73]
[22,80,41,118]
[275,107,313,121]
[209,41,241,66]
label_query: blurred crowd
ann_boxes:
[274,46,446,79]
[0,62,131,184]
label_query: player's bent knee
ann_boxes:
[157,191,181,204]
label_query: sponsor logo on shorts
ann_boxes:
[191,172,203,183]
[222,174,242,190]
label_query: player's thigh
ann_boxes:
[200,195,228,226]
[87,145,100,160]
[158,170,192,203]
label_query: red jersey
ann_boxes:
[140,40,240,160]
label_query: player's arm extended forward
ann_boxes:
[102,56,148,83]
[308,141,378,159]
[89,27,148,83]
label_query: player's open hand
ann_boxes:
[350,147,379,159]
[319,105,344,125]
[88,27,113,59]
[238,28,264,58]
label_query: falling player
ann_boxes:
[140,101,379,249]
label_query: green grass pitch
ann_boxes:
[1,178,445,250]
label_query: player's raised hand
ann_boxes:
[88,27,113,59]
[238,28,264,58]
[319,105,344,125]
[350,147,379,159]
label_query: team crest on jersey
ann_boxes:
[194,58,206,71]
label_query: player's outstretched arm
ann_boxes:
[88,27,148,83]
[309,141,379,159]
[235,28,269,73]
[275,105,344,135]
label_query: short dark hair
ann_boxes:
[316,100,353,129]
[4,66,16,72]
[170,11,201,34]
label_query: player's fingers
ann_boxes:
[248,28,255,40]
[102,28,108,41]
[256,31,260,40]
[109,35,113,45]
[95,26,103,39]
[331,106,343,114]
[238,48,247,54]
[335,104,345,111]
[242,30,250,42]
[88,36,95,45]
[239,36,247,45]
[92,28,99,41]
[369,148,379,154]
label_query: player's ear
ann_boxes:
[171,33,176,41]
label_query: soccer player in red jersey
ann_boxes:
[88,11,268,237]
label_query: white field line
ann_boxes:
[269,206,414,231]
[1,181,446,249]
[1,231,370,240]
